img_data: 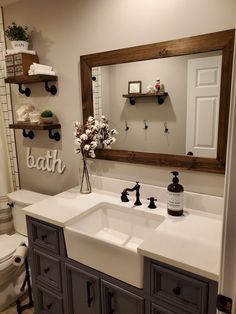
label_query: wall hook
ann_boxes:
[22,129,34,139]
[48,129,61,141]
[125,121,129,131]
[144,120,148,130]
[18,84,31,97]
[44,81,57,95]
[164,122,169,133]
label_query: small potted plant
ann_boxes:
[5,22,30,51]
[40,110,54,124]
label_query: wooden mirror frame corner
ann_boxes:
[80,29,235,174]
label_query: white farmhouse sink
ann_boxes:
[64,202,165,288]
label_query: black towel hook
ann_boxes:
[144,120,148,130]
[125,121,129,131]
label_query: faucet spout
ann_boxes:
[121,182,142,206]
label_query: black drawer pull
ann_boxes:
[173,286,181,296]
[108,291,114,314]
[46,303,52,310]
[41,234,47,241]
[86,281,93,307]
[44,267,50,274]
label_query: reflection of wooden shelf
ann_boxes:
[9,122,61,141]
[5,75,58,96]
[5,74,57,84]
[123,92,168,105]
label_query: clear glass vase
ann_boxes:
[80,157,92,194]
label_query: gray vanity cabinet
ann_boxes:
[26,217,218,314]
[101,280,145,314]
[26,216,66,314]
[64,262,101,314]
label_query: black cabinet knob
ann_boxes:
[173,286,181,296]
[41,234,47,241]
[46,303,52,310]
[44,267,50,274]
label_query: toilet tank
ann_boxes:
[7,189,49,236]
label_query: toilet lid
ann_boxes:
[0,233,27,264]
[7,189,49,206]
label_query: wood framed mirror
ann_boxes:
[80,29,234,173]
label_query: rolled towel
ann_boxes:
[31,62,53,71]
[28,69,56,76]
[12,244,28,267]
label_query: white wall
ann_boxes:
[3,0,236,196]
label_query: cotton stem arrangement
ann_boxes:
[74,116,118,160]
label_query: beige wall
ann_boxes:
[3,0,236,196]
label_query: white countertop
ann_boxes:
[22,178,223,282]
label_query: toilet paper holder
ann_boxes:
[15,244,34,314]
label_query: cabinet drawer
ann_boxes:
[34,248,61,292]
[101,279,144,314]
[151,264,208,314]
[5,55,14,66]
[13,53,23,64]
[15,65,24,76]
[36,286,63,314]
[29,220,60,254]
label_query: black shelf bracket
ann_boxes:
[129,98,136,105]
[18,84,31,97]
[22,129,34,139]
[157,95,165,104]
[48,129,61,141]
[45,81,57,95]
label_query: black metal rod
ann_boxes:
[22,129,34,139]
[16,253,34,314]
[44,81,57,95]
[48,129,61,141]
[18,84,31,97]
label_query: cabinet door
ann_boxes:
[151,303,175,314]
[65,263,100,314]
[101,279,144,314]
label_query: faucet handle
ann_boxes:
[121,190,129,202]
[147,197,157,209]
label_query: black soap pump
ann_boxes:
[167,171,184,216]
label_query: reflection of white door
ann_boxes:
[186,55,222,157]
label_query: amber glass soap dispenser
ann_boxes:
[167,171,184,216]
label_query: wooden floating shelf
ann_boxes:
[123,92,168,105]
[9,122,61,141]
[9,122,61,130]
[5,74,58,84]
[5,75,58,96]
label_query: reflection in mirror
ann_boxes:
[92,51,222,158]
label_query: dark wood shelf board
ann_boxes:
[9,122,61,130]
[123,92,168,98]
[5,74,58,84]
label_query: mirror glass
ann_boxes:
[92,50,222,158]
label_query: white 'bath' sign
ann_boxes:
[26,147,66,174]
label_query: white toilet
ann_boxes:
[0,189,48,311]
